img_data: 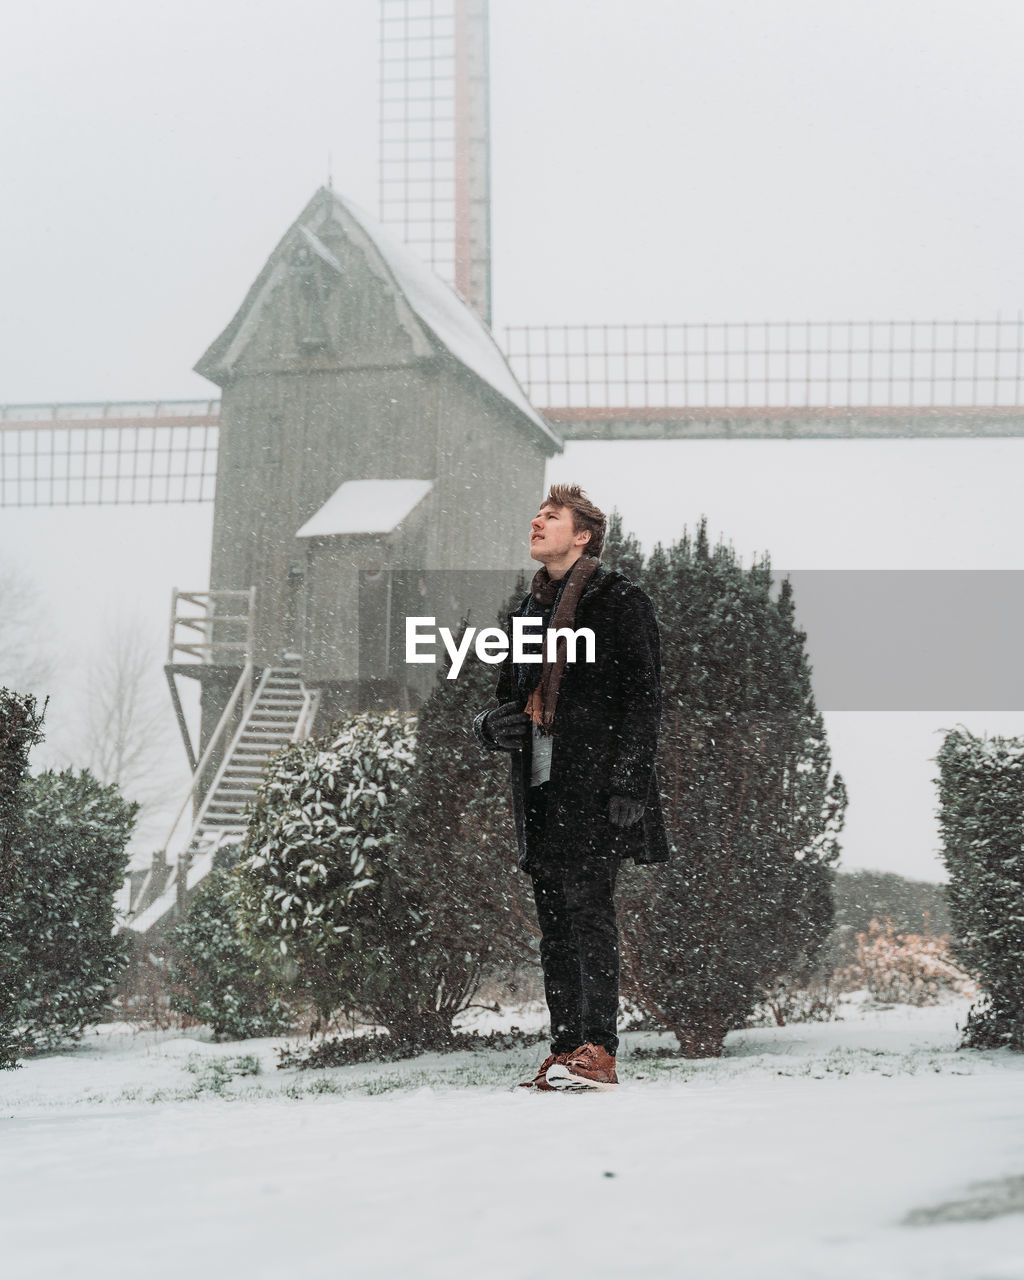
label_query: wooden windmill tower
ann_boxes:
[128,2,553,931]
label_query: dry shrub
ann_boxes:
[751,974,838,1026]
[835,916,975,1006]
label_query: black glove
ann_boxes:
[609,795,645,828]
[485,701,531,750]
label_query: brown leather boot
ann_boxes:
[518,1051,572,1091]
[545,1042,619,1090]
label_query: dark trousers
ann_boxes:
[526,783,621,1057]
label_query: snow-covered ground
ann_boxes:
[3,998,1023,1280]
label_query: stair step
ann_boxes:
[181,675,311,841]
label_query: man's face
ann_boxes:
[530,503,586,563]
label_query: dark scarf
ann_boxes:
[524,554,601,734]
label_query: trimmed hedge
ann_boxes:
[936,728,1024,1050]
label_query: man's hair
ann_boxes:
[542,483,607,560]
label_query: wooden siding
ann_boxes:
[199,188,558,739]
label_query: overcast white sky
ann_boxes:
[2,0,1024,877]
[3,0,1023,399]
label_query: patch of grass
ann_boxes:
[277,1026,548,1071]
[178,1053,263,1096]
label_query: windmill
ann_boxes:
[2,2,1021,934]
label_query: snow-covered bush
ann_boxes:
[236,641,538,1052]
[168,848,295,1040]
[936,729,1024,1049]
[7,767,136,1054]
[834,918,974,1006]
[388,613,538,1041]
[613,519,847,1057]
[235,710,417,1031]
[0,687,46,1069]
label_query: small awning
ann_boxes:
[295,478,434,538]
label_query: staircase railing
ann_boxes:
[177,665,275,858]
[133,667,316,925]
[161,661,256,862]
[168,587,256,665]
[292,686,321,742]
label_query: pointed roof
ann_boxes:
[196,187,562,452]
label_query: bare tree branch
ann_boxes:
[0,563,57,694]
[78,619,180,816]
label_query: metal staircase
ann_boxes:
[127,665,319,935]
[192,668,308,849]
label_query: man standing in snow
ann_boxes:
[474,484,668,1090]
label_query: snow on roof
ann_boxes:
[329,190,562,450]
[195,186,562,451]
[295,478,434,538]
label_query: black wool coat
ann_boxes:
[474,564,670,875]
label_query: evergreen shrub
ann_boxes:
[236,710,421,1036]
[8,768,136,1054]
[389,607,539,1037]
[236,620,539,1052]
[611,518,847,1056]
[168,846,295,1040]
[936,728,1024,1049]
[0,687,46,1069]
